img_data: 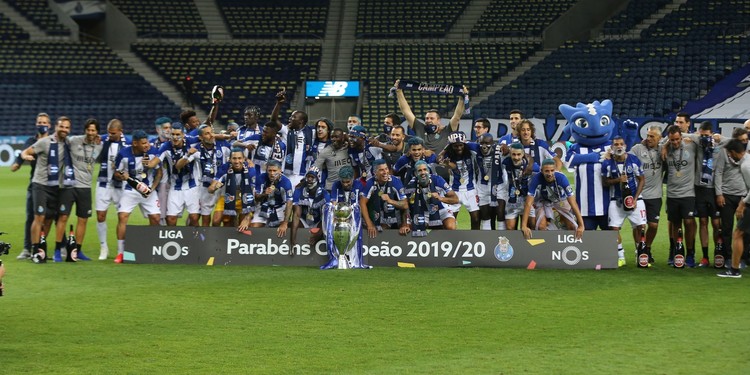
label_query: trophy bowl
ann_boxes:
[332,202,355,269]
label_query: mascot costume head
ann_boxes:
[559,99,638,229]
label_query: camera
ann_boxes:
[0,232,9,256]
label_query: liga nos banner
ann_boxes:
[125,226,618,269]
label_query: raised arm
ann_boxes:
[395,81,416,127]
[448,86,467,131]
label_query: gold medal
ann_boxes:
[675,171,682,177]
[87,164,92,173]
[460,178,465,184]
[378,190,383,197]
[306,213,314,221]
[515,190,520,196]
[140,172,147,180]
[483,175,489,182]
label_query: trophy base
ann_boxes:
[337,254,349,270]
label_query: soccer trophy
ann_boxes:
[321,193,367,270]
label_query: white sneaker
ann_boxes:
[98,248,108,260]
[16,248,31,260]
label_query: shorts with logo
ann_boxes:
[199,185,220,215]
[694,185,720,218]
[504,199,535,220]
[608,199,646,228]
[167,187,200,216]
[643,198,662,223]
[95,184,123,212]
[31,183,59,218]
[251,205,286,227]
[456,189,479,213]
[58,187,93,217]
[534,200,578,230]
[476,183,497,207]
[666,197,695,222]
[117,189,160,216]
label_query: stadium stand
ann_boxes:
[0,40,180,136]
[217,0,329,39]
[473,0,750,119]
[131,42,322,123]
[4,0,70,36]
[471,0,577,37]
[0,12,29,40]
[356,0,470,38]
[351,41,540,129]
[109,0,207,38]
[602,0,672,35]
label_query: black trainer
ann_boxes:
[717,268,742,278]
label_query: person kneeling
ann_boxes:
[521,159,584,240]
[404,160,458,236]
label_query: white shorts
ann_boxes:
[167,187,200,216]
[476,183,497,207]
[199,185,220,216]
[457,189,479,213]
[95,185,123,212]
[534,200,577,230]
[117,189,160,216]
[504,199,535,220]
[157,182,169,218]
[608,199,647,228]
[251,205,286,227]
[496,179,509,201]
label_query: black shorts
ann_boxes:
[667,197,695,222]
[31,183,59,218]
[643,198,662,223]
[694,186,720,218]
[59,187,93,218]
[736,212,750,233]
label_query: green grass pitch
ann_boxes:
[1,166,749,374]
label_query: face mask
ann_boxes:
[700,135,712,148]
[480,144,493,156]
[37,126,49,135]
[383,124,393,134]
[425,124,438,134]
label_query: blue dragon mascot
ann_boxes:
[559,99,638,230]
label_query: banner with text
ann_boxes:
[125,226,618,269]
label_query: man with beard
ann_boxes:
[476,133,501,230]
[501,143,539,231]
[211,148,256,229]
[369,114,411,170]
[94,119,127,260]
[113,130,162,263]
[314,128,351,191]
[321,165,367,270]
[629,126,664,264]
[237,105,264,140]
[602,136,646,267]
[348,125,382,181]
[235,121,286,177]
[360,159,410,238]
[11,113,51,260]
[193,124,231,226]
[270,88,313,186]
[55,118,103,261]
[714,137,749,268]
[149,122,202,227]
[20,116,73,263]
[439,132,480,229]
[251,160,293,237]
[395,81,465,153]
[290,167,330,249]
[404,160,458,236]
[150,117,172,225]
[663,125,698,267]
[521,159,585,240]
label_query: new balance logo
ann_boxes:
[318,81,348,96]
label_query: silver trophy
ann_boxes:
[332,201,358,269]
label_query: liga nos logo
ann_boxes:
[152,230,189,261]
[552,234,589,266]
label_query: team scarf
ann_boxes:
[258,178,284,225]
[47,137,74,187]
[507,158,529,204]
[700,139,714,185]
[169,142,196,191]
[199,144,220,187]
[224,164,254,216]
[407,179,442,237]
[369,180,399,227]
[349,144,374,178]
[300,184,328,224]
[609,158,637,203]
[125,150,153,189]
[389,79,470,114]
[97,139,125,188]
[285,126,314,175]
